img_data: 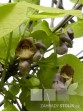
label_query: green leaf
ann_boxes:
[76,80,83,96]
[19,77,40,88]
[27,77,40,86]
[38,53,58,88]
[64,20,83,38]
[9,83,20,96]
[68,83,78,95]
[0,28,20,61]
[30,30,51,47]
[19,87,30,104]
[3,100,18,111]
[4,90,15,100]
[26,3,82,18]
[51,33,59,47]
[0,2,28,37]
[27,12,66,19]
[0,1,82,38]
[32,20,52,36]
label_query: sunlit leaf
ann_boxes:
[26,2,82,18]
[32,20,52,36]
[0,2,27,37]
[64,20,83,38]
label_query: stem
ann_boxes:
[46,47,54,52]
[15,99,22,111]
[0,100,4,107]
[76,49,83,56]
[3,37,8,48]
[53,0,57,4]
[52,4,82,32]
[56,0,63,9]
[50,0,54,27]
[1,32,13,87]
[21,19,30,38]
[9,0,11,3]
[79,56,83,59]
[50,0,63,27]
[22,105,28,111]
[72,0,79,9]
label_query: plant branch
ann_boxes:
[50,0,63,27]
[9,0,11,3]
[56,0,63,9]
[46,47,54,52]
[50,0,55,27]
[22,105,28,111]
[53,0,57,4]
[72,0,79,8]
[52,4,82,32]
[1,32,13,86]
[15,99,22,111]
[0,100,4,107]
[79,56,83,59]
[76,49,83,56]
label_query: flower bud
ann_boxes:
[33,50,42,62]
[56,43,68,55]
[52,74,67,93]
[60,33,71,44]
[65,41,73,48]
[67,28,74,40]
[19,60,30,75]
[35,41,47,51]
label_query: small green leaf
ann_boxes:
[76,80,83,96]
[68,83,78,95]
[68,90,77,95]
[19,77,40,88]
[27,77,40,86]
